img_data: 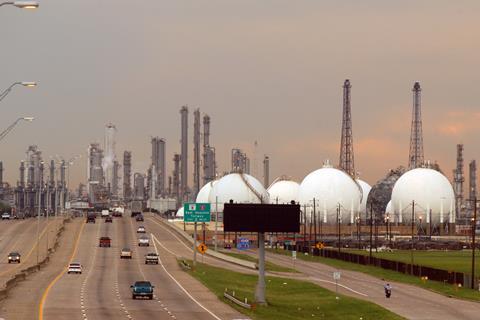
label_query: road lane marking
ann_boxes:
[38,219,86,320]
[148,217,193,252]
[150,233,222,320]
[310,277,368,297]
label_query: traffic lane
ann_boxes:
[0,219,59,285]
[83,218,126,319]
[144,217,246,320]
[0,219,32,258]
[260,250,479,320]
[42,220,100,320]
[117,215,172,320]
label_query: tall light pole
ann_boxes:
[0,82,36,103]
[0,1,39,8]
[466,192,479,289]
[0,117,34,142]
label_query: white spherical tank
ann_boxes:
[176,207,184,218]
[391,168,455,224]
[385,201,394,222]
[209,173,269,212]
[356,179,372,216]
[268,179,300,204]
[298,163,362,224]
[196,180,217,203]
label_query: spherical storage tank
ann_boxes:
[298,162,362,224]
[356,179,372,216]
[208,173,269,212]
[268,179,300,204]
[196,180,218,203]
[391,168,455,224]
[176,207,184,219]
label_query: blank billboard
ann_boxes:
[223,203,300,233]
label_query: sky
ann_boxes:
[1,0,480,190]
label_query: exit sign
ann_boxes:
[184,203,211,223]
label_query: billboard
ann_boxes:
[223,203,300,233]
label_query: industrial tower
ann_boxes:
[263,155,270,188]
[469,160,477,214]
[202,115,216,184]
[453,144,465,218]
[151,137,166,197]
[408,82,424,169]
[339,79,355,177]
[180,106,188,202]
[123,151,132,201]
[193,108,201,198]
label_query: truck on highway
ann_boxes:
[131,281,154,300]
[86,212,96,223]
[130,200,143,217]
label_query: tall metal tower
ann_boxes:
[339,79,355,177]
[408,82,424,169]
[469,160,477,207]
[123,151,132,201]
[180,106,188,203]
[453,144,465,218]
[193,108,201,198]
[202,115,216,184]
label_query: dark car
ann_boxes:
[99,237,111,247]
[131,281,154,299]
[135,214,144,222]
[8,252,20,263]
[105,216,113,223]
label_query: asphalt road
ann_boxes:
[42,214,244,320]
[238,248,480,320]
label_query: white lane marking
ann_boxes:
[310,277,368,297]
[148,218,192,252]
[151,233,222,320]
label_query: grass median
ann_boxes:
[269,248,480,302]
[181,259,404,320]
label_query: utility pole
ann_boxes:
[466,193,479,289]
[411,200,415,275]
[337,204,341,253]
[313,198,317,245]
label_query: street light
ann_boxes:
[0,116,34,142]
[0,81,37,102]
[0,1,39,8]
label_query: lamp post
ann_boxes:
[0,1,39,8]
[466,193,479,289]
[0,82,36,103]
[419,216,423,236]
[385,215,390,247]
[337,203,341,253]
[356,215,361,250]
[0,117,34,142]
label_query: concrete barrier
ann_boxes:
[156,217,257,270]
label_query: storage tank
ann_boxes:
[391,168,455,225]
[209,173,269,213]
[268,178,300,204]
[298,161,362,224]
[195,180,217,203]
[176,207,184,219]
[356,179,372,216]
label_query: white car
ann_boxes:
[137,226,146,233]
[1,213,11,220]
[138,236,149,247]
[101,210,109,218]
[67,263,82,274]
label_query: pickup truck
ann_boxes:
[99,237,111,247]
[131,281,154,299]
[145,253,159,265]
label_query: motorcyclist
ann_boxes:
[384,283,392,298]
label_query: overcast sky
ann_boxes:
[1,0,479,189]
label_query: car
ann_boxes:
[86,212,96,223]
[145,252,159,265]
[137,226,146,233]
[99,237,111,247]
[120,248,132,259]
[105,216,113,223]
[135,214,144,222]
[101,210,109,218]
[67,262,82,274]
[131,281,154,299]
[8,252,20,263]
[138,236,149,247]
[2,213,11,220]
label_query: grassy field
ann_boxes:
[183,260,404,320]
[221,251,297,273]
[343,249,480,274]
[269,249,480,302]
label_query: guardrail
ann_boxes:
[155,216,257,270]
[223,288,252,309]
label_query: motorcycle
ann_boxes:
[385,287,391,298]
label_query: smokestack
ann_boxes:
[203,114,216,184]
[263,155,270,188]
[20,161,25,187]
[50,160,55,185]
[173,153,180,208]
[180,106,188,202]
[123,151,132,201]
[60,160,66,188]
[193,108,201,197]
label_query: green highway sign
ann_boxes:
[184,203,211,223]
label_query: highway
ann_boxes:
[42,214,244,320]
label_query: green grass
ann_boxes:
[269,249,480,302]
[343,249,480,274]
[182,259,404,320]
[221,251,297,273]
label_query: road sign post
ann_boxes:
[292,250,297,270]
[184,203,211,269]
[333,271,341,299]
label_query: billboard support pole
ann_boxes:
[193,221,197,269]
[255,232,266,305]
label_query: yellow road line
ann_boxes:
[38,221,86,320]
